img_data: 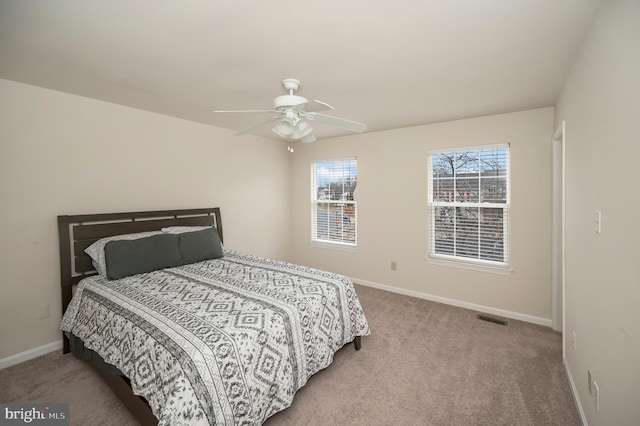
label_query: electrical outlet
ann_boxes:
[390,261,397,271]
[593,381,600,411]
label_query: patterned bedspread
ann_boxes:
[60,249,370,425]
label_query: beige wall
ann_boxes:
[289,107,554,322]
[555,0,640,423]
[0,79,291,359]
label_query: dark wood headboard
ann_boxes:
[57,207,222,352]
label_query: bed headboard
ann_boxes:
[57,207,222,351]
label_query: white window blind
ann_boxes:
[312,158,357,246]
[428,144,510,268]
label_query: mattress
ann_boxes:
[60,248,370,425]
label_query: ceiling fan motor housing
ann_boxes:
[274,94,308,110]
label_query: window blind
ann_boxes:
[428,145,509,267]
[312,158,357,246]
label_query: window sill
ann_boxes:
[311,240,358,253]
[426,256,512,275]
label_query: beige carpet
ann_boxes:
[0,285,579,425]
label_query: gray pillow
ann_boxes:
[104,233,181,280]
[178,228,224,265]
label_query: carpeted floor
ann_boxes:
[0,284,580,425]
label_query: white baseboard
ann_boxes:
[0,340,63,370]
[564,357,588,425]
[352,277,552,327]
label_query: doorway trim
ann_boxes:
[551,121,566,348]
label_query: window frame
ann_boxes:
[311,157,358,250]
[427,143,511,274]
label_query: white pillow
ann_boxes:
[85,231,163,276]
[161,226,213,234]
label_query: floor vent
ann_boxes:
[477,314,508,326]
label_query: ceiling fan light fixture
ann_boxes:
[301,133,316,144]
[272,122,293,137]
[274,117,313,141]
[292,121,313,139]
[283,109,300,126]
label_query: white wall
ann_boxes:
[0,79,291,359]
[555,0,640,424]
[289,107,554,322]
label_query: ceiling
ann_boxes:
[0,0,601,140]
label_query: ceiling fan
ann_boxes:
[214,78,367,145]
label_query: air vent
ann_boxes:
[477,314,508,326]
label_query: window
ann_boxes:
[428,144,510,270]
[312,158,357,247]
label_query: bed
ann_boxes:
[58,207,370,425]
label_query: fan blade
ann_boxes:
[310,113,367,133]
[214,109,277,113]
[296,100,334,113]
[235,116,278,136]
